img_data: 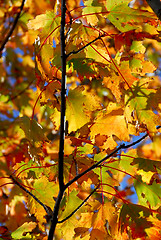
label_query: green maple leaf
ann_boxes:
[28,10,60,36]
[134,176,161,207]
[32,176,58,209]
[83,0,106,25]
[132,157,161,174]
[108,4,157,32]
[66,86,101,132]
[59,189,82,220]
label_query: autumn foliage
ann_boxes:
[0,0,161,239]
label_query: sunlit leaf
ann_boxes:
[11,222,37,239]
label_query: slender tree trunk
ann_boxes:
[48,0,66,239]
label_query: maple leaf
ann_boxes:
[32,176,58,209]
[58,190,82,238]
[134,176,161,207]
[103,60,138,102]
[94,167,119,199]
[90,105,130,149]
[67,58,96,80]
[108,3,157,32]
[131,157,161,184]
[27,10,60,34]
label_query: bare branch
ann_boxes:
[0,0,25,54]
[66,34,105,58]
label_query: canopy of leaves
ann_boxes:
[0,0,161,239]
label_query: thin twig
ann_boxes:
[73,156,79,176]
[7,80,34,103]
[58,185,100,223]
[10,174,52,218]
[0,0,25,54]
[66,34,105,58]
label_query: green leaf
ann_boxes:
[66,86,101,132]
[28,10,60,35]
[11,222,37,239]
[130,41,146,54]
[32,176,58,209]
[59,190,82,220]
[134,176,161,207]
[94,166,119,197]
[83,0,106,25]
[120,150,137,175]
[106,0,131,10]
[108,4,156,32]
[132,157,161,174]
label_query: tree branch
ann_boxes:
[66,34,105,58]
[65,144,123,189]
[10,175,52,218]
[0,0,25,54]
[65,126,161,189]
[145,0,161,20]
[58,185,100,223]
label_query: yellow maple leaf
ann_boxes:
[90,108,129,149]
